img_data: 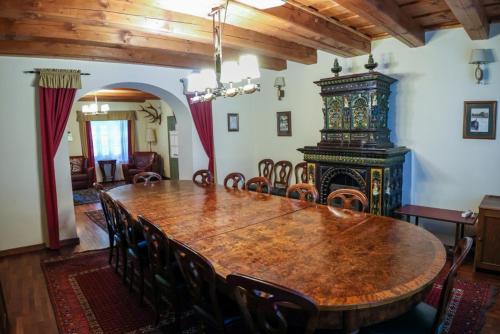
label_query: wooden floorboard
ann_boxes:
[0,202,499,333]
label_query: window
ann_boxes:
[91,120,129,163]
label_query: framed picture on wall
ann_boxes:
[227,113,239,132]
[277,111,292,136]
[463,101,497,139]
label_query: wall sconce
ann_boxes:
[469,49,489,84]
[67,131,73,142]
[274,76,285,100]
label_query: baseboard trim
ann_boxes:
[0,237,81,258]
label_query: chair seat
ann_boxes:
[271,187,287,197]
[361,302,438,334]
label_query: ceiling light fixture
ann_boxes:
[82,93,109,115]
[185,0,266,104]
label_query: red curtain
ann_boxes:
[39,87,78,249]
[186,95,215,175]
[86,121,96,182]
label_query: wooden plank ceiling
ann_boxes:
[79,88,160,102]
[0,0,497,71]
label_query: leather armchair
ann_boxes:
[70,156,95,190]
[122,152,160,184]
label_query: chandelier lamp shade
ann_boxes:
[185,0,268,104]
[82,93,110,115]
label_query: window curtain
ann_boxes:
[78,121,95,181]
[38,69,81,250]
[186,95,215,175]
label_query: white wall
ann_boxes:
[0,57,200,251]
[213,24,500,243]
[1,24,499,251]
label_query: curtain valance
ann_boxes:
[38,69,82,89]
[76,110,137,122]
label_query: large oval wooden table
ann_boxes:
[107,180,446,331]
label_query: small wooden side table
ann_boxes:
[98,159,116,183]
[395,204,477,248]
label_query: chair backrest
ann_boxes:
[246,176,272,194]
[294,162,308,184]
[286,183,319,203]
[273,160,293,189]
[100,191,121,237]
[69,155,88,174]
[132,171,162,185]
[227,273,319,334]
[192,169,213,186]
[432,237,473,334]
[116,201,143,251]
[170,238,224,330]
[138,216,174,280]
[131,151,157,169]
[258,159,274,181]
[93,182,104,191]
[326,189,368,212]
[224,172,246,190]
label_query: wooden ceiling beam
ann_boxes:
[0,0,315,65]
[159,1,371,56]
[0,18,286,71]
[443,0,490,39]
[0,38,286,71]
[79,89,160,102]
[334,0,425,47]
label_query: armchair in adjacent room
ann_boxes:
[70,156,95,190]
[122,152,160,184]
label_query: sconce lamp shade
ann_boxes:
[274,76,285,87]
[146,128,156,143]
[469,49,488,64]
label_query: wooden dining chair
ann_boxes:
[227,273,320,334]
[132,171,161,185]
[93,182,104,191]
[272,160,293,196]
[192,169,213,186]
[246,176,272,194]
[224,172,246,190]
[138,216,180,326]
[170,239,240,333]
[258,159,274,182]
[100,191,127,273]
[286,183,319,203]
[116,201,148,303]
[327,189,369,212]
[294,162,308,184]
[360,237,473,334]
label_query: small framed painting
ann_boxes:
[277,111,292,136]
[463,101,497,139]
[227,113,239,132]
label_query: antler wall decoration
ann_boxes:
[138,103,162,125]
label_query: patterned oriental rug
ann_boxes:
[42,251,495,334]
[41,250,197,334]
[73,181,125,206]
[85,210,107,232]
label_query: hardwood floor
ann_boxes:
[0,203,108,334]
[0,202,500,333]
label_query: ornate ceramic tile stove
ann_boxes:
[299,72,409,216]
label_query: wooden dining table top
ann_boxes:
[107,180,446,316]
